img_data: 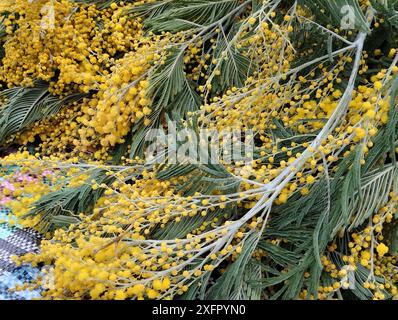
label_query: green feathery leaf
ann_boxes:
[0,82,84,144]
[25,169,115,234]
[142,0,243,33]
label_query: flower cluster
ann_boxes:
[0,0,398,301]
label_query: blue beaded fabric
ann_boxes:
[0,205,42,300]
